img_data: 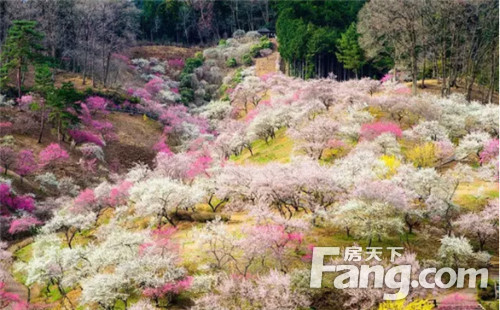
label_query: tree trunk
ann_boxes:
[37,104,45,143]
[82,37,88,85]
[411,47,418,95]
[16,65,22,97]
[487,45,497,103]
[103,52,111,87]
[421,53,426,88]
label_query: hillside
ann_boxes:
[0,20,498,310]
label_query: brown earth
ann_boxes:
[126,45,201,61]
[0,108,163,194]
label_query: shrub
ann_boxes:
[226,58,237,68]
[232,29,245,39]
[180,73,193,88]
[218,39,227,46]
[250,44,261,57]
[180,88,194,105]
[183,57,203,74]
[242,54,253,66]
[405,142,437,168]
[380,154,400,175]
[478,279,497,301]
[259,38,273,49]
[249,38,273,57]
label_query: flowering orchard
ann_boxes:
[0,29,498,310]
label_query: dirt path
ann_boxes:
[255,39,280,78]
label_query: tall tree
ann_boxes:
[336,22,365,79]
[275,1,365,79]
[358,0,425,95]
[0,20,44,97]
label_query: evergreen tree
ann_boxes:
[275,1,365,79]
[51,82,82,142]
[0,20,44,97]
[336,23,365,79]
[34,63,54,96]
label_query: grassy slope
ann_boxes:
[7,46,500,309]
[230,127,294,164]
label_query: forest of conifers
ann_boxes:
[0,0,497,97]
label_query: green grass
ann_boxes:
[305,226,441,261]
[453,181,499,211]
[480,300,499,310]
[14,242,33,262]
[230,127,294,164]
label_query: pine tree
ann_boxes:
[34,63,54,96]
[0,20,44,97]
[336,23,365,78]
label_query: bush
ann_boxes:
[478,279,497,301]
[180,73,193,88]
[218,39,227,46]
[245,31,261,39]
[226,58,237,68]
[232,29,245,39]
[405,142,437,168]
[242,54,253,66]
[180,88,194,105]
[260,40,273,49]
[183,57,203,74]
[250,44,261,57]
[249,38,273,57]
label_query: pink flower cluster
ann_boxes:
[168,58,185,69]
[437,293,478,310]
[153,138,173,155]
[106,181,133,207]
[39,143,69,168]
[145,78,164,95]
[143,277,193,299]
[0,282,28,310]
[186,154,213,178]
[8,216,42,234]
[73,188,97,211]
[360,121,402,140]
[479,139,499,164]
[16,150,37,178]
[380,74,393,83]
[0,122,13,134]
[0,183,35,215]
[85,96,109,114]
[69,129,104,146]
[17,95,33,108]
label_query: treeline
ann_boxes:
[0,0,276,91]
[275,1,379,80]
[0,0,138,89]
[0,0,497,100]
[274,0,498,100]
[135,0,276,44]
[358,0,499,99]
